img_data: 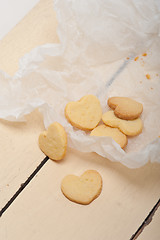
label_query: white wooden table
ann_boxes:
[0,1,159,239]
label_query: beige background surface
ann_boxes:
[0,0,159,239]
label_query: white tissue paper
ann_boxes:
[0,0,160,168]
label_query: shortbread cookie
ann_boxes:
[102,110,143,136]
[61,170,102,205]
[108,97,143,120]
[39,122,67,161]
[65,95,102,131]
[90,124,127,149]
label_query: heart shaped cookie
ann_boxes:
[102,110,143,136]
[61,170,102,205]
[108,97,143,120]
[90,124,127,149]
[38,122,67,161]
[65,95,102,131]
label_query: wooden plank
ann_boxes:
[0,149,160,239]
[0,0,58,206]
[131,199,160,239]
[0,110,45,207]
[140,206,160,240]
[0,0,59,76]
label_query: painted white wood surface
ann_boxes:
[0,0,59,208]
[0,0,159,239]
[0,149,160,239]
[0,110,45,207]
[141,207,160,240]
[0,0,39,40]
[0,0,59,76]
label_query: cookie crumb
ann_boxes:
[134,56,139,61]
[126,57,130,60]
[150,87,153,90]
[142,53,147,57]
[156,73,159,77]
[146,74,151,80]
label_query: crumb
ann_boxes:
[139,81,142,84]
[146,74,151,80]
[134,56,139,61]
[126,57,129,60]
[6,184,9,187]
[150,87,153,90]
[142,53,147,57]
[156,73,159,77]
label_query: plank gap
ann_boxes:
[0,156,49,217]
[130,198,160,240]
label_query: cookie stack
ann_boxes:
[65,95,143,149]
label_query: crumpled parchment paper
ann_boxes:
[0,0,160,168]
